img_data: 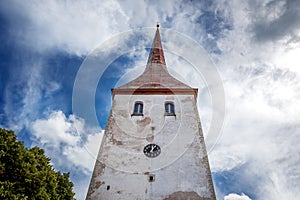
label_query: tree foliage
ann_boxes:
[0,128,75,199]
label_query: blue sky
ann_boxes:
[1,0,300,199]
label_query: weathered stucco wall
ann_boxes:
[86,94,215,200]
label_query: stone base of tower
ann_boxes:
[164,191,213,200]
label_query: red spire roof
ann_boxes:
[113,25,197,97]
[146,25,166,66]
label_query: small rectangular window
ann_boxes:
[165,102,175,115]
[132,101,144,116]
[148,174,155,182]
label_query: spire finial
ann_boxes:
[156,22,159,28]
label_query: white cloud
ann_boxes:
[3,0,130,56]
[31,110,103,171]
[30,110,103,199]
[250,0,300,42]
[207,1,300,199]
[3,60,61,132]
[31,110,81,147]
[63,130,104,173]
[1,0,229,56]
[224,193,252,200]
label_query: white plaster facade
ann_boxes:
[86,94,215,199]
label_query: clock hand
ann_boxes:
[150,145,156,153]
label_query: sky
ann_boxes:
[0,0,300,199]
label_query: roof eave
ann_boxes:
[112,88,198,101]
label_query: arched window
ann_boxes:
[165,102,175,115]
[133,102,143,115]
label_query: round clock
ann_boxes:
[143,144,161,158]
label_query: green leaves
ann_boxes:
[0,128,75,199]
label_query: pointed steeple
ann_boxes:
[146,24,166,66]
[113,25,197,99]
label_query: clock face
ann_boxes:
[143,144,161,158]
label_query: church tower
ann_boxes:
[86,25,216,200]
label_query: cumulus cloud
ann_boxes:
[31,111,81,147]
[30,110,103,199]
[1,0,129,55]
[0,0,234,56]
[224,193,252,200]
[207,0,300,199]
[63,131,103,172]
[31,110,103,172]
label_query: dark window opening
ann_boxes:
[165,102,175,115]
[149,174,155,182]
[107,185,110,190]
[133,102,143,116]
